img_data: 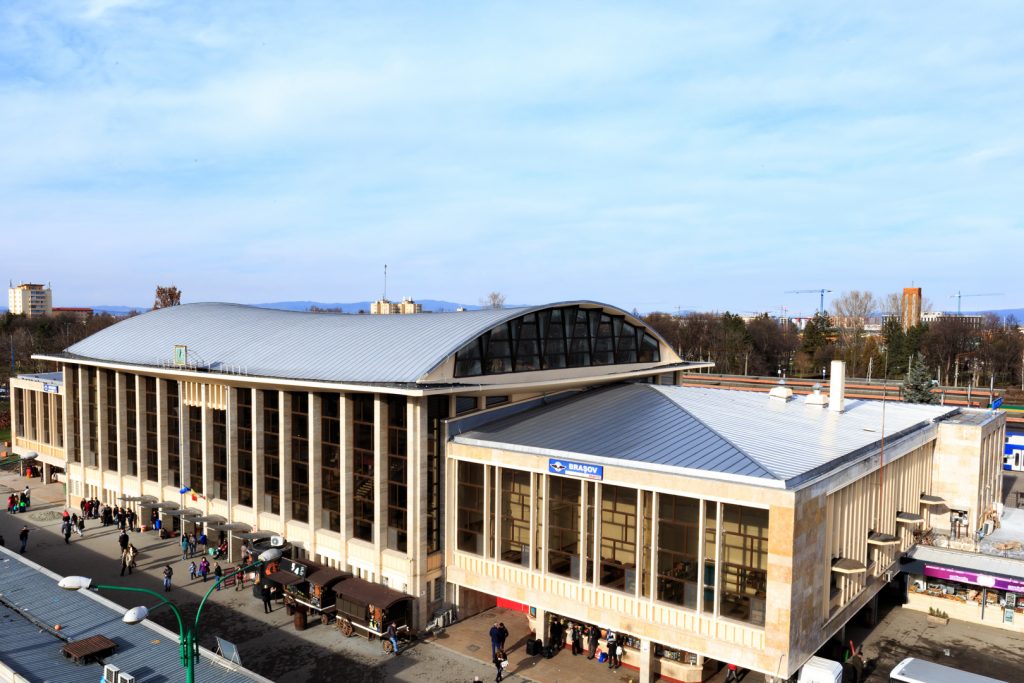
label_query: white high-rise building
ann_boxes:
[8,283,52,318]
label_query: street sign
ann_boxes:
[548,458,603,481]
[991,397,1003,410]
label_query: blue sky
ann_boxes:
[1,1,1021,316]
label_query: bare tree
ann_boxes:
[481,292,506,309]
[153,285,182,309]
[833,291,877,375]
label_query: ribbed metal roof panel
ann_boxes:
[0,550,268,682]
[454,383,773,479]
[64,301,655,384]
[453,384,956,485]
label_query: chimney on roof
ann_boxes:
[768,378,794,402]
[829,360,846,412]
[805,383,828,407]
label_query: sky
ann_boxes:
[1,1,1022,316]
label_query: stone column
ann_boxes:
[637,638,656,683]
[592,484,603,589]
[649,492,660,602]
[483,463,492,560]
[528,472,538,572]
[226,386,237,508]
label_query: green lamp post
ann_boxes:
[59,547,282,683]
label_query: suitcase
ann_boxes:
[525,639,538,656]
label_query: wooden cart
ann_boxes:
[334,576,415,653]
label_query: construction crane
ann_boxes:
[950,291,1002,315]
[785,288,832,315]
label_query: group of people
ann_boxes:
[7,486,30,513]
[179,531,209,559]
[186,557,224,586]
[60,509,86,543]
[488,622,510,681]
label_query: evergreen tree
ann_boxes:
[903,354,937,404]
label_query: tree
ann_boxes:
[832,290,877,376]
[481,292,506,309]
[903,354,937,404]
[153,285,182,309]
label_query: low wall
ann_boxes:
[905,590,1024,634]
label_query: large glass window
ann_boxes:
[236,388,253,507]
[703,501,717,614]
[718,505,768,626]
[105,370,118,472]
[67,369,80,462]
[290,392,309,521]
[547,477,581,578]
[54,393,63,449]
[42,392,50,443]
[352,394,375,542]
[426,396,450,554]
[144,377,158,482]
[188,406,203,494]
[263,390,280,515]
[13,389,24,438]
[500,470,531,565]
[125,376,137,477]
[386,395,408,552]
[211,408,227,500]
[599,484,637,592]
[167,380,180,486]
[453,306,660,377]
[321,393,341,532]
[657,494,701,609]
[457,461,484,554]
[86,368,97,464]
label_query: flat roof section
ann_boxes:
[452,383,957,488]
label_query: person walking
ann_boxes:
[22,486,30,507]
[118,530,129,554]
[18,526,29,554]
[213,563,223,590]
[570,622,583,655]
[120,547,131,576]
[62,519,72,544]
[586,624,600,659]
[188,532,197,558]
[493,648,508,682]
[489,623,502,659]
[77,516,86,536]
[498,622,508,651]
[199,557,210,582]
[725,663,740,682]
[386,621,399,655]
[127,543,138,574]
[198,531,208,554]
[181,534,190,560]
[163,565,173,591]
[71,513,83,536]
[262,583,273,613]
[188,561,197,581]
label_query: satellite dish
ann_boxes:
[270,535,286,548]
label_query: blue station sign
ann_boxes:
[548,458,603,481]
[42,383,59,394]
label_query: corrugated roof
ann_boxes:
[0,549,269,682]
[452,383,957,488]
[62,301,665,384]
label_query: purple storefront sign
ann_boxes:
[924,565,1024,593]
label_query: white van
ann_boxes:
[798,656,843,683]
[889,657,1007,683]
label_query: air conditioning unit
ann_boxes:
[883,571,895,583]
[117,673,136,683]
[103,664,120,683]
[270,535,286,548]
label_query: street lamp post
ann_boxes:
[59,547,282,683]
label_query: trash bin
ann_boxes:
[293,606,307,631]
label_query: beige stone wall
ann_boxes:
[932,413,1005,533]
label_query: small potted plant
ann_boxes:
[927,607,950,625]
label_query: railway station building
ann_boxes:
[9,301,1005,682]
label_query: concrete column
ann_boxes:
[649,491,660,602]
[373,394,388,559]
[494,467,503,562]
[539,474,549,574]
[132,374,143,480]
[309,392,322,543]
[279,391,292,522]
[528,472,537,572]
[483,463,492,560]
[408,396,426,564]
[635,488,644,600]
[579,481,588,583]
[638,638,656,683]
[252,388,265,518]
[226,386,237,508]
[592,484,603,588]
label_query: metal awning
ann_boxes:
[193,515,227,524]
[210,522,251,533]
[266,570,305,586]
[237,532,274,541]
[163,508,203,518]
[868,532,900,546]
[920,494,947,506]
[831,558,867,574]
[896,512,925,525]
[118,495,144,502]
[140,501,180,510]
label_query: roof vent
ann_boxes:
[768,379,794,402]
[805,383,828,407]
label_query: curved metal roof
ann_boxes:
[64,301,665,384]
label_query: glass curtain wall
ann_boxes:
[321,394,341,532]
[236,388,253,506]
[547,477,581,578]
[54,394,63,449]
[386,395,408,552]
[657,494,701,609]
[718,505,769,626]
[86,368,97,464]
[456,461,484,554]
[263,390,280,515]
[211,408,227,500]
[125,376,137,477]
[67,369,80,462]
[188,406,203,494]
[290,392,309,521]
[144,377,158,482]
[426,396,450,554]
[500,470,531,565]
[166,381,180,487]
[105,370,118,472]
[599,484,638,592]
[42,392,50,443]
[351,394,374,542]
